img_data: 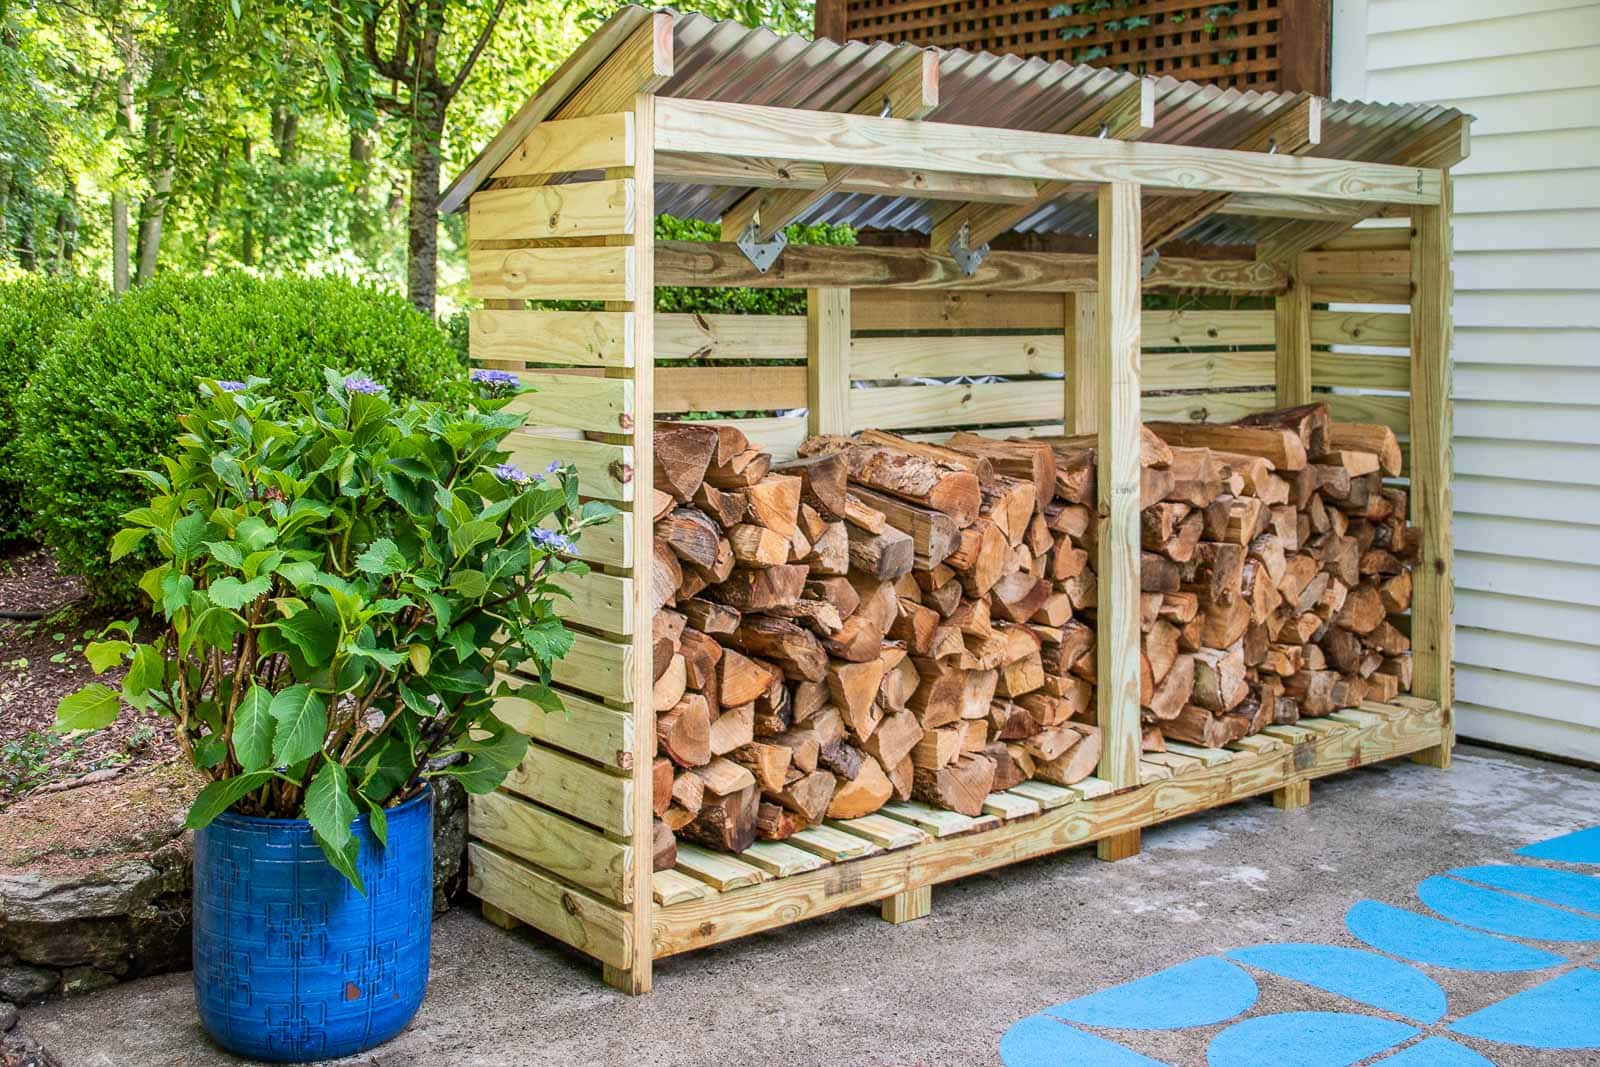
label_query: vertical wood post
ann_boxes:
[807,287,852,436]
[604,91,658,995]
[1094,183,1143,803]
[1408,176,1455,770]
[1065,292,1099,434]
[814,0,848,42]
[1274,266,1312,407]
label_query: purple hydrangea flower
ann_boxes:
[217,380,247,393]
[494,462,530,484]
[470,368,519,391]
[343,374,383,395]
[529,527,575,554]
[541,459,563,479]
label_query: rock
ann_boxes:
[430,777,467,915]
[0,1001,16,1032]
[0,967,56,1006]
[0,1027,57,1067]
[58,968,115,997]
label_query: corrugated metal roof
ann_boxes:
[453,7,1467,246]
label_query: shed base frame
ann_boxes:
[470,696,1446,985]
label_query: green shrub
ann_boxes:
[0,275,108,541]
[19,273,466,604]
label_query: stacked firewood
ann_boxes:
[643,402,1415,862]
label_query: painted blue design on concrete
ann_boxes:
[1418,874,1600,941]
[1344,900,1565,971]
[1206,1011,1416,1067]
[1375,1037,1494,1065]
[1226,944,1445,1023]
[999,1015,1170,1066]
[1449,967,1600,1049]
[1450,864,1600,916]
[1517,826,1600,865]
[1045,957,1257,1031]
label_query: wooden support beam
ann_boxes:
[1065,292,1097,434]
[657,153,1040,203]
[656,241,1287,293]
[1096,828,1141,862]
[880,885,932,924]
[722,52,940,243]
[1407,176,1454,772]
[1272,779,1311,810]
[654,97,1443,206]
[929,79,1155,254]
[1096,183,1143,792]
[1275,262,1313,407]
[807,288,851,436]
[1143,96,1323,253]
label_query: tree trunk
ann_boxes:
[406,104,446,314]
[135,127,175,285]
[349,126,375,253]
[112,20,137,292]
[240,137,256,267]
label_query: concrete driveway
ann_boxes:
[23,744,1600,1066]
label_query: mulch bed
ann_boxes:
[0,544,178,807]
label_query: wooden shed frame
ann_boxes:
[447,8,1463,995]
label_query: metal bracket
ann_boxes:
[947,222,990,278]
[735,221,788,274]
[1140,248,1161,280]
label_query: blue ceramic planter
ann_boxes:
[192,787,433,1063]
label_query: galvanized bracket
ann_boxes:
[1141,248,1161,280]
[947,222,990,278]
[735,221,788,274]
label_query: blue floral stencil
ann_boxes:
[1225,944,1445,1023]
[1206,1012,1417,1067]
[999,825,1600,1066]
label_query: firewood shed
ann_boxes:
[439,5,1466,995]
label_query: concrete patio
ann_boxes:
[24,743,1600,1066]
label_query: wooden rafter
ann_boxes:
[719,50,940,243]
[928,78,1156,255]
[1142,95,1322,253]
[1256,114,1471,266]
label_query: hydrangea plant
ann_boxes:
[55,368,611,890]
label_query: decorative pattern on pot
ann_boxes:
[192,789,433,1063]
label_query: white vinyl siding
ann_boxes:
[1335,0,1600,763]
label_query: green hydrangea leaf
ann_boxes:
[354,537,408,576]
[110,528,149,563]
[269,684,327,767]
[84,640,131,673]
[208,575,272,610]
[55,684,122,732]
[185,771,273,829]
[232,686,276,773]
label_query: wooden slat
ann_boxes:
[553,510,631,568]
[502,740,633,836]
[740,841,828,878]
[1160,742,1235,767]
[1007,780,1080,809]
[651,702,1446,958]
[469,790,633,903]
[491,112,634,181]
[548,630,632,704]
[1229,734,1285,754]
[1310,352,1410,391]
[851,334,1061,380]
[829,813,929,850]
[852,290,1064,332]
[469,179,634,242]
[1066,291,1097,434]
[1276,270,1312,407]
[653,868,713,906]
[656,365,805,414]
[470,843,632,967]
[504,431,633,502]
[655,313,806,362]
[1141,391,1279,424]
[674,844,768,891]
[1308,281,1411,305]
[509,372,632,436]
[1310,310,1411,349]
[714,416,807,461]
[878,801,980,837]
[808,288,851,437]
[1143,309,1275,348]
[1072,776,1114,800]
[472,310,632,369]
[1139,759,1175,783]
[552,568,632,636]
[788,825,881,861]
[983,792,1041,820]
[849,381,1058,431]
[1326,393,1410,434]
[492,675,633,769]
[653,97,1442,205]
[1144,350,1276,392]
[469,246,635,302]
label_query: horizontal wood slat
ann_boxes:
[1311,310,1411,349]
[1142,390,1280,423]
[468,843,632,968]
[490,111,634,180]
[502,739,633,836]
[849,380,1059,430]
[1327,392,1411,434]
[509,372,633,435]
[552,567,633,636]
[504,431,633,502]
[656,365,806,413]
[469,179,635,242]
[852,290,1064,332]
[469,246,635,302]
[493,676,634,770]
[547,629,634,704]
[470,790,634,903]
[472,310,633,368]
[1311,352,1411,391]
[655,313,807,362]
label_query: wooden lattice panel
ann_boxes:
[826,0,1329,93]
